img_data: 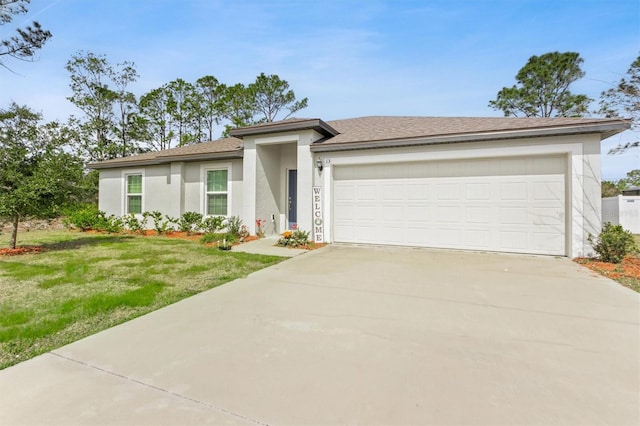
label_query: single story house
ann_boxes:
[89,115,629,258]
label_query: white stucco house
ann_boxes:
[89,115,629,258]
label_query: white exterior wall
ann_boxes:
[602,196,640,233]
[99,164,171,217]
[98,169,124,217]
[317,133,603,258]
[183,159,243,217]
[144,164,172,214]
[241,129,325,235]
[98,159,243,221]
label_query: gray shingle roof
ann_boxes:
[323,116,628,145]
[89,116,629,168]
[88,137,243,169]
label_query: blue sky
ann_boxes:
[3,0,639,179]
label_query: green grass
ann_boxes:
[0,230,284,369]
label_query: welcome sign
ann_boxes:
[312,186,324,243]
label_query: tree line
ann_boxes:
[65,51,309,162]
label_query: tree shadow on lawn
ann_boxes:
[39,235,135,252]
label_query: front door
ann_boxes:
[288,169,297,229]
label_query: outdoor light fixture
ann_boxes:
[316,158,323,172]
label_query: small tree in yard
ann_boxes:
[0,103,84,249]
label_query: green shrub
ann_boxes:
[142,211,172,235]
[201,216,224,234]
[176,212,203,234]
[63,205,124,233]
[588,222,638,263]
[100,215,124,234]
[226,215,243,236]
[63,204,102,231]
[122,213,144,233]
[277,229,310,248]
[200,232,237,244]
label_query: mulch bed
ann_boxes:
[574,255,640,280]
[0,246,44,256]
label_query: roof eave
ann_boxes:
[310,122,631,153]
[229,119,339,138]
[88,150,244,170]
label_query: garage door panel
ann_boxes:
[354,223,377,242]
[333,157,566,255]
[407,183,430,200]
[436,205,465,222]
[533,233,564,251]
[461,229,491,247]
[466,206,491,223]
[466,183,491,200]
[534,181,563,200]
[500,231,529,250]
[500,182,528,200]
[436,228,462,245]
[356,185,377,201]
[500,207,530,224]
[405,205,427,221]
[533,207,563,225]
[378,225,405,244]
[382,184,403,200]
[437,183,461,200]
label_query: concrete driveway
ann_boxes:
[1,245,638,425]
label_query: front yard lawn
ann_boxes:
[0,230,284,369]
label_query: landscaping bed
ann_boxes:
[0,246,44,256]
[574,255,640,292]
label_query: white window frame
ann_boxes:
[121,169,145,216]
[200,162,232,217]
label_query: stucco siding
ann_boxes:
[575,136,602,256]
[98,159,243,220]
[256,144,282,234]
[98,169,123,217]
[183,159,244,217]
[144,165,172,214]
[183,162,203,214]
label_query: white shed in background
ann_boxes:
[602,196,640,233]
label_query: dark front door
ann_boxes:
[288,169,297,229]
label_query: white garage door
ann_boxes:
[333,156,566,255]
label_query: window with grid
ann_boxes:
[126,174,142,214]
[206,169,228,216]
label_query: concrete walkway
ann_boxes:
[232,236,307,257]
[1,245,638,425]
